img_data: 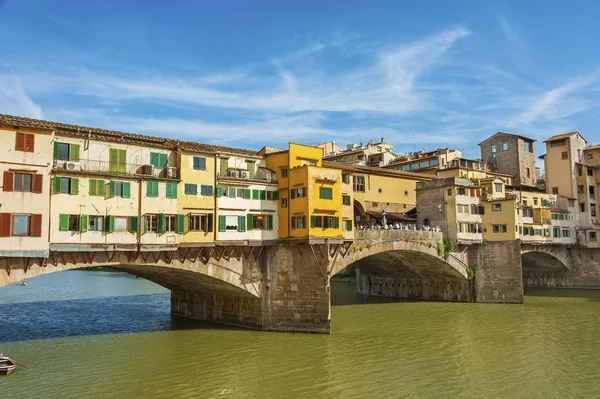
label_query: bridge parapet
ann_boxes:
[355,230,443,243]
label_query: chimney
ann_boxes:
[381,137,384,143]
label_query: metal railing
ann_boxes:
[53,159,179,179]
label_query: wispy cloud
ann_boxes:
[0,73,43,118]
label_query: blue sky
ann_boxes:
[1,0,599,158]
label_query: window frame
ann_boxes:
[12,214,30,236]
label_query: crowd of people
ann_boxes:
[355,222,441,232]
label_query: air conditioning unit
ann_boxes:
[142,164,154,176]
[65,161,82,171]
[227,170,240,178]
[240,171,249,178]
[166,167,178,179]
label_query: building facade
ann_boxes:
[479,132,537,187]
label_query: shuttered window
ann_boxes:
[185,184,198,195]
[238,216,246,232]
[166,183,178,199]
[200,185,213,196]
[15,132,35,152]
[267,214,273,231]
[319,187,333,200]
[109,148,127,173]
[150,152,168,168]
[89,179,106,196]
[193,156,206,170]
[146,181,159,198]
[129,216,139,233]
[342,195,351,206]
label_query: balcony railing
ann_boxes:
[53,159,179,179]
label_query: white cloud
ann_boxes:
[0,74,43,118]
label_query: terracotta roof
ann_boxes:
[0,114,260,156]
[543,132,587,143]
[584,144,600,151]
[322,160,435,180]
[478,131,536,145]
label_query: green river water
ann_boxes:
[1,271,600,398]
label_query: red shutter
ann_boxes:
[15,132,25,151]
[0,213,11,237]
[31,214,42,237]
[3,171,14,192]
[25,133,35,152]
[33,174,43,194]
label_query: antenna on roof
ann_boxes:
[412,134,416,152]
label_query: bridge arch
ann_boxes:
[331,232,471,302]
[521,244,571,287]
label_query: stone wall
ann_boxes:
[468,241,523,303]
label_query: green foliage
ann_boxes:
[437,237,452,259]
[466,266,474,280]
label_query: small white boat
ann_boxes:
[0,354,17,374]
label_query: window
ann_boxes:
[456,187,467,196]
[14,173,32,192]
[190,214,213,232]
[54,142,81,161]
[108,181,131,198]
[492,225,507,233]
[447,188,452,196]
[291,187,307,198]
[590,232,597,242]
[457,204,469,213]
[57,143,69,161]
[524,141,533,153]
[281,197,288,208]
[410,163,418,170]
[533,198,538,206]
[15,132,35,152]
[586,153,594,160]
[430,159,438,167]
[494,183,503,193]
[12,215,30,236]
[200,185,213,196]
[342,174,351,184]
[401,165,409,171]
[319,187,333,200]
[568,200,575,207]
[342,195,351,206]
[166,182,178,199]
[114,217,128,232]
[281,169,288,178]
[89,179,105,196]
[578,167,583,177]
[344,220,353,231]
[353,176,365,192]
[491,145,496,154]
[164,215,176,232]
[592,204,597,217]
[150,152,168,169]
[588,169,594,177]
[580,203,585,212]
[492,203,501,212]
[109,148,127,174]
[561,151,569,160]
[146,181,159,198]
[185,184,198,195]
[145,214,158,232]
[502,142,508,151]
[192,156,206,170]
[67,215,79,231]
[291,215,306,229]
[419,161,428,168]
[252,214,265,230]
[552,187,559,195]
[312,215,323,228]
[526,167,530,178]
[551,139,566,147]
[590,186,595,199]
[89,216,105,232]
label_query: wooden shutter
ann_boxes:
[53,141,60,159]
[247,214,253,230]
[15,132,25,151]
[252,190,259,200]
[311,215,317,228]
[59,214,69,231]
[105,215,115,233]
[160,153,168,168]
[207,215,213,233]
[291,216,296,229]
[238,216,246,232]
[54,176,62,194]
[33,174,43,194]
[220,158,228,176]
[273,191,279,200]
[25,134,35,152]
[122,182,131,198]
[129,216,139,233]
[0,213,12,237]
[176,214,184,234]
[193,157,200,170]
[109,148,118,172]
[244,189,251,199]
[80,215,88,232]
[218,215,226,232]
[260,190,266,200]
[198,157,206,170]
[70,178,79,195]
[109,181,116,197]
[267,214,273,231]
[150,152,159,168]
[70,144,80,161]
[3,171,14,192]
[334,217,339,229]
[31,214,42,237]
[157,214,166,234]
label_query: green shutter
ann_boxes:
[334,217,339,229]
[252,190,259,200]
[267,214,273,231]
[302,216,306,228]
[273,191,279,200]
[105,215,114,233]
[160,154,168,168]
[122,182,131,198]
[109,148,118,172]
[311,215,317,228]
[176,214,185,234]
[216,186,223,197]
[53,176,61,194]
[99,180,105,196]
[70,178,79,195]
[89,179,96,196]
[198,157,206,170]
[324,217,331,228]
[80,214,88,232]
[244,189,251,199]
[238,216,246,232]
[247,214,253,230]
[53,141,59,159]
[69,144,80,162]
[145,215,150,233]
[193,157,200,170]
[157,213,166,234]
[219,215,226,232]
[118,149,127,173]
[129,216,139,233]
[59,214,69,231]
[291,216,296,229]
[247,162,255,179]
[109,181,116,197]
[150,152,159,168]
[220,158,229,176]
[166,183,177,199]
[147,181,158,197]
[229,188,236,197]
[260,190,266,200]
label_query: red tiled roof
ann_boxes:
[322,160,435,180]
[543,132,587,143]
[584,144,600,151]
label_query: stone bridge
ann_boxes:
[2,232,599,333]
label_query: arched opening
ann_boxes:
[353,200,367,226]
[521,251,570,288]
[332,248,471,303]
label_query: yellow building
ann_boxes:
[0,117,53,258]
[480,178,518,241]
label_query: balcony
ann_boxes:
[53,160,179,180]
[217,167,277,183]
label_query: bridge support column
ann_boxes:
[468,241,523,303]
